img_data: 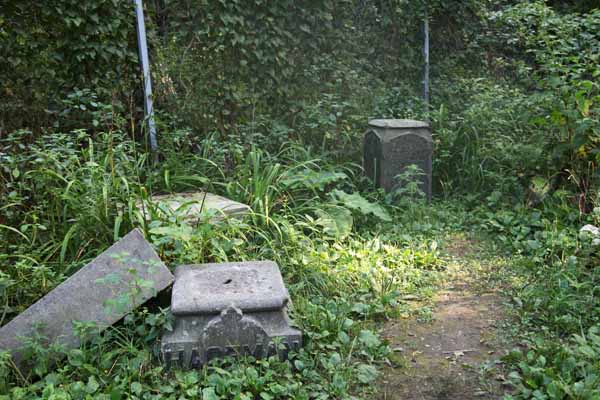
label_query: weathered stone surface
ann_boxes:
[172,262,288,314]
[137,192,250,223]
[368,119,430,129]
[363,119,433,200]
[162,261,302,368]
[0,229,173,369]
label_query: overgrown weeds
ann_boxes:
[0,128,448,398]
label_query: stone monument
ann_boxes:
[363,119,432,201]
[161,261,302,368]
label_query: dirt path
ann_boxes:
[379,236,510,399]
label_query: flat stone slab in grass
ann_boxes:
[162,261,302,369]
[0,229,173,370]
[137,192,251,222]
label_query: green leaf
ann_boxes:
[338,331,350,344]
[282,170,347,190]
[315,205,353,239]
[358,330,381,348]
[130,382,142,395]
[202,387,219,400]
[110,387,123,400]
[351,302,369,315]
[299,24,311,34]
[86,376,100,394]
[60,223,79,263]
[68,349,85,367]
[149,225,193,242]
[356,364,378,384]
[329,352,342,366]
[331,190,391,222]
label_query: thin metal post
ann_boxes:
[134,0,158,152]
[422,13,430,109]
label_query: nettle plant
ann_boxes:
[391,165,427,201]
[96,253,160,316]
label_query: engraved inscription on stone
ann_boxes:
[201,307,268,364]
[383,133,431,195]
[161,261,302,369]
[363,119,433,200]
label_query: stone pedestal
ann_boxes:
[363,119,432,201]
[161,261,301,369]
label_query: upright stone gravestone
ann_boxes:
[0,229,173,370]
[363,119,433,201]
[161,261,302,368]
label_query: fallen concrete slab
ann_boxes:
[0,228,173,370]
[137,192,251,223]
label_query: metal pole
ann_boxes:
[422,13,430,109]
[134,0,158,152]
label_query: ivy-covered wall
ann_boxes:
[0,0,494,136]
[0,0,138,133]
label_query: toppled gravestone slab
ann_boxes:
[161,261,302,368]
[137,192,250,223]
[364,119,433,201]
[0,229,173,370]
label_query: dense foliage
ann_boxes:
[1,0,599,399]
[0,1,138,133]
[0,126,449,398]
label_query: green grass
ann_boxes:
[1,2,599,398]
[0,130,456,399]
[3,127,600,399]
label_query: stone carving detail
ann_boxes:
[201,306,268,352]
[161,261,302,369]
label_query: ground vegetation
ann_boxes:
[1,1,599,398]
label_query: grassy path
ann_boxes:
[378,234,512,399]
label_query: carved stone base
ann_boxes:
[161,262,302,369]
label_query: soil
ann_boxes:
[378,237,510,400]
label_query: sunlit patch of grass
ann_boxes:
[0,131,455,398]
